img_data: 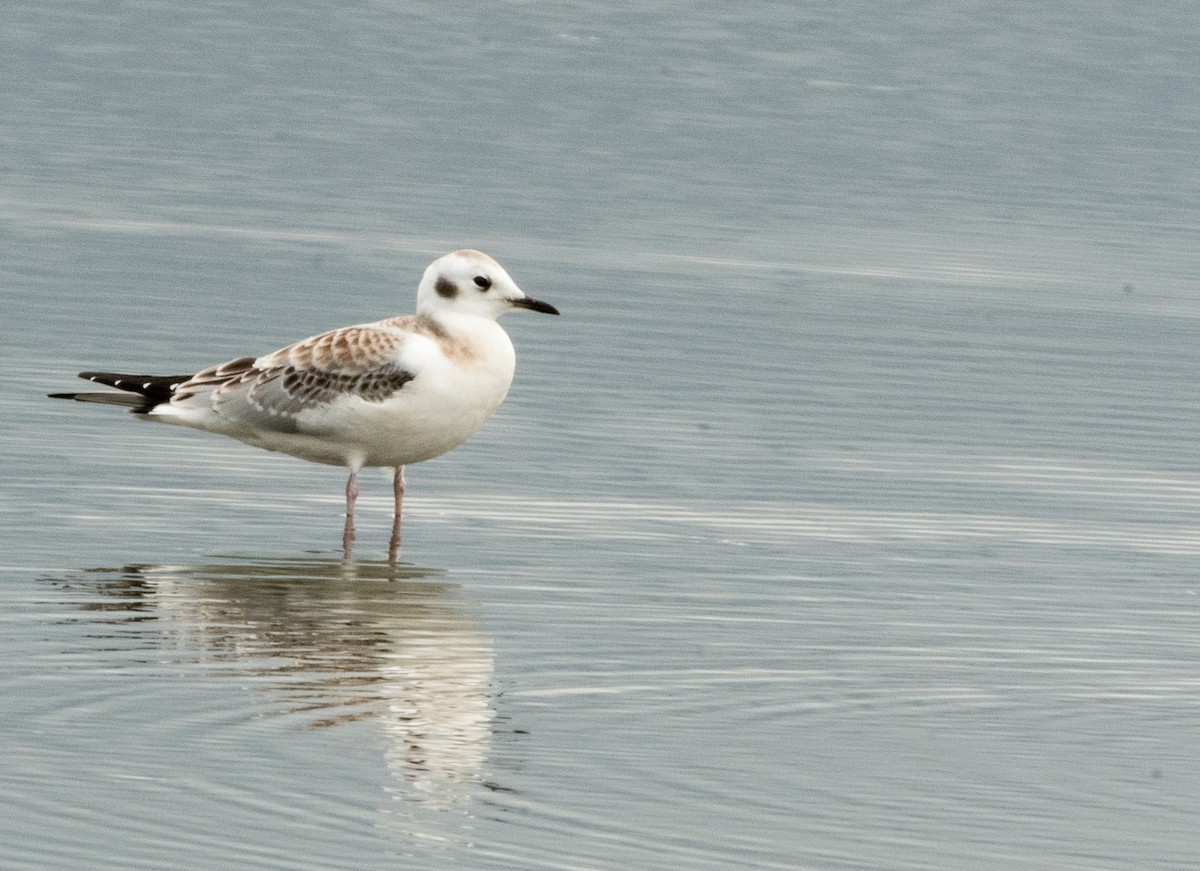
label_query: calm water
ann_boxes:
[4,2,1200,869]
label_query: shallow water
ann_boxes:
[4,2,1200,869]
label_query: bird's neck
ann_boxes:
[423,310,505,340]
[419,311,515,370]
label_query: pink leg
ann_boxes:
[343,470,359,558]
[345,470,360,518]
[388,466,405,561]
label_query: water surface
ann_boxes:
[3,2,1200,869]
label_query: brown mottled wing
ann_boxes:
[254,325,409,374]
[171,325,415,424]
[274,365,415,405]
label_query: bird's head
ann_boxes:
[416,249,559,321]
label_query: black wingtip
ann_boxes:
[47,390,151,409]
[50,371,196,411]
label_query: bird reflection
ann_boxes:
[57,556,496,810]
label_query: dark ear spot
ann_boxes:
[435,276,458,299]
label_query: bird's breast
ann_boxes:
[324,322,517,467]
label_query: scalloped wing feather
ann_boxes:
[169,325,416,424]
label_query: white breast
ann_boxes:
[349,322,517,467]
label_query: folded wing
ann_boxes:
[169,325,416,425]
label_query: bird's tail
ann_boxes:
[48,372,195,414]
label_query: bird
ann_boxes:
[49,249,559,558]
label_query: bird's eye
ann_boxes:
[473,275,492,290]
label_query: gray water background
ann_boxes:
[2,2,1200,869]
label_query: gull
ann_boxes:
[49,249,559,558]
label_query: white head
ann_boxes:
[416,249,559,321]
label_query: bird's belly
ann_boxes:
[272,366,510,468]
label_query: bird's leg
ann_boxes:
[345,470,359,516]
[342,515,355,559]
[387,465,405,562]
[343,469,359,558]
[393,466,406,517]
